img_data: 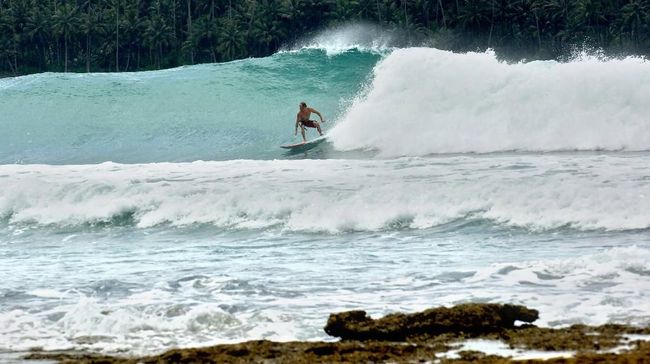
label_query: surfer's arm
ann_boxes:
[294,115,300,135]
[309,108,325,122]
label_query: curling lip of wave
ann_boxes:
[329,48,650,156]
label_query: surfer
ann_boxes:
[295,102,325,143]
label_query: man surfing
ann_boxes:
[295,102,325,143]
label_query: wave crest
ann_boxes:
[2,156,650,232]
[330,48,650,156]
[286,22,405,55]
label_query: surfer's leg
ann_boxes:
[315,122,323,136]
[300,125,306,142]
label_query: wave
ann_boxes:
[2,155,649,232]
[0,48,379,164]
[4,37,650,164]
[285,22,405,55]
[330,48,650,156]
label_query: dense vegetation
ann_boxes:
[1,0,649,76]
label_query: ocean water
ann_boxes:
[1,26,650,357]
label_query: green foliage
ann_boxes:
[1,0,650,75]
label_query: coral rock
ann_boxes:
[324,303,539,341]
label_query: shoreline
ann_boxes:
[23,303,650,363]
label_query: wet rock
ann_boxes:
[324,303,539,341]
[25,338,650,363]
[25,340,449,363]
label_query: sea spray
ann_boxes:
[286,22,406,55]
[330,48,650,156]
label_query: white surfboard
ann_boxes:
[280,136,327,150]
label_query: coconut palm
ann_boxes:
[107,0,121,71]
[144,13,173,68]
[457,0,490,34]
[619,0,649,48]
[217,17,245,61]
[566,0,608,44]
[252,4,287,54]
[52,2,79,72]
[121,2,146,70]
[0,7,18,74]
[4,0,31,73]
[542,0,571,35]
[329,0,361,24]
[279,0,305,37]
[25,3,51,70]
[187,13,219,62]
[415,0,438,28]
[80,2,106,72]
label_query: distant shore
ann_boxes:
[25,303,650,363]
[4,0,650,78]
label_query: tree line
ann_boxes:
[1,0,649,76]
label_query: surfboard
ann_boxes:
[280,136,327,150]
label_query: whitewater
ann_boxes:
[1,26,650,358]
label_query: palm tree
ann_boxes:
[108,0,121,71]
[144,13,173,68]
[567,0,608,44]
[329,0,360,24]
[415,0,438,28]
[217,17,245,61]
[529,0,546,51]
[80,2,106,72]
[619,0,648,48]
[250,1,287,54]
[279,0,305,38]
[186,0,194,63]
[5,0,30,74]
[542,0,571,36]
[457,0,490,34]
[353,0,379,22]
[121,1,146,71]
[0,7,17,74]
[25,3,51,71]
[52,2,79,72]
[186,13,219,62]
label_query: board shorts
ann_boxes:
[300,120,318,128]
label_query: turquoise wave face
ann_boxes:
[0,49,379,164]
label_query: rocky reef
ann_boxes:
[25,303,650,363]
[324,303,539,341]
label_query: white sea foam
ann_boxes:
[1,244,649,355]
[0,279,315,355]
[330,48,650,156]
[439,339,574,360]
[468,246,650,327]
[1,155,649,232]
[287,22,399,55]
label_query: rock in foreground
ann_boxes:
[324,303,539,341]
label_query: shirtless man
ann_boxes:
[295,102,325,143]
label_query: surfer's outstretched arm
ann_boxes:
[309,108,325,122]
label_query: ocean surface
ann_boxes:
[1,25,650,357]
